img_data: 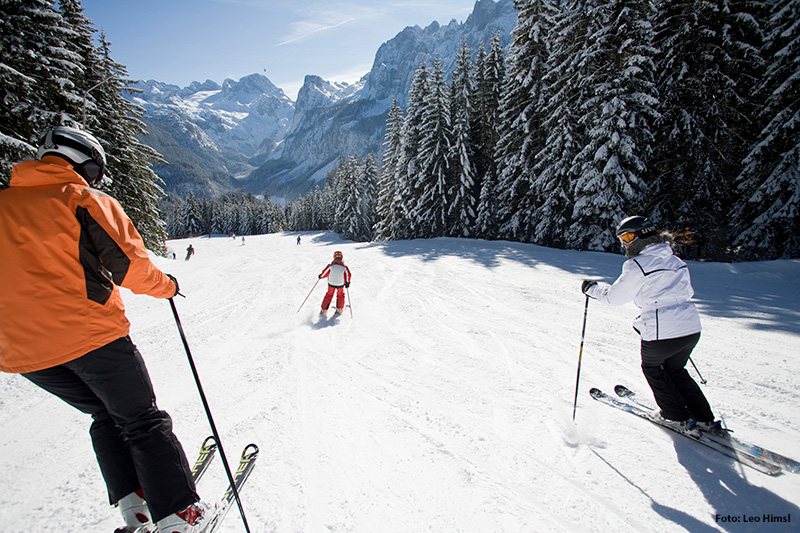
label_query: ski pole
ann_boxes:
[297,278,321,313]
[345,285,353,317]
[572,295,590,422]
[688,356,707,384]
[168,298,252,533]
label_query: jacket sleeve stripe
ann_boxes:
[76,206,129,304]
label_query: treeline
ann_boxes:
[163,192,287,238]
[293,0,799,261]
[286,155,379,242]
[1,0,168,253]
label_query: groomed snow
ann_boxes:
[1,232,798,532]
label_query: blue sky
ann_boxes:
[79,0,479,100]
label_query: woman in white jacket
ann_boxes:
[582,216,718,431]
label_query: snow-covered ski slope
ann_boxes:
[1,231,798,532]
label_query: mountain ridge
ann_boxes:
[127,0,516,201]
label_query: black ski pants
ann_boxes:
[640,332,714,423]
[22,336,198,522]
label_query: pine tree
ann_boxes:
[392,62,431,239]
[412,59,451,238]
[650,0,765,258]
[566,0,659,251]
[360,153,379,241]
[337,156,360,241]
[447,39,478,238]
[180,192,205,236]
[730,0,800,259]
[495,0,560,243]
[474,33,507,239]
[375,99,404,240]
[0,0,82,184]
[93,33,169,253]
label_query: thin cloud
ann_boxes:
[275,17,356,46]
[274,3,391,47]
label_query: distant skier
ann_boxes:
[0,126,212,532]
[297,236,302,245]
[185,244,195,261]
[318,250,351,315]
[241,236,245,246]
[581,216,719,433]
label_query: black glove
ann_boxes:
[166,273,181,297]
[345,282,350,288]
[581,280,597,294]
[318,274,323,279]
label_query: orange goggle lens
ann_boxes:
[618,232,637,244]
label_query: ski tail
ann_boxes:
[204,443,259,533]
[191,436,218,483]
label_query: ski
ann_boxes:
[589,387,782,476]
[202,443,259,533]
[615,385,799,474]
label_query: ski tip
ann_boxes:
[589,387,603,397]
[614,384,632,397]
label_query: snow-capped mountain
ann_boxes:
[245,0,517,201]
[127,0,516,201]
[126,74,294,197]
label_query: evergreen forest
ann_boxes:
[289,0,799,261]
[2,0,798,261]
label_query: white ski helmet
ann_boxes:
[37,126,107,184]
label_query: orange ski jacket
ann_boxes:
[0,156,176,373]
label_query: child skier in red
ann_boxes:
[319,251,351,314]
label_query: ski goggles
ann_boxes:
[618,232,637,244]
[80,159,105,183]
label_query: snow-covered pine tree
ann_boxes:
[310,185,328,230]
[339,156,368,242]
[360,153,379,241]
[210,200,225,235]
[0,0,83,184]
[650,0,765,258]
[375,99,404,240]
[92,33,169,254]
[447,38,477,238]
[494,0,560,243]
[324,157,347,234]
[180,192,205,236]
[411,59,452,238]
[271,199,288,232]
[566,0,659,251]
[730,0,800,259]
[236,196,253,236]
[473,33,506,239]
[287,195,305,231]
[392,62,431,239]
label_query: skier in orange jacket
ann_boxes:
[0,126,211,533]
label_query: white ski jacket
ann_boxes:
[320,262,351,288]
[585,243,701,341]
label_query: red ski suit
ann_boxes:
[319,260,351,311]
